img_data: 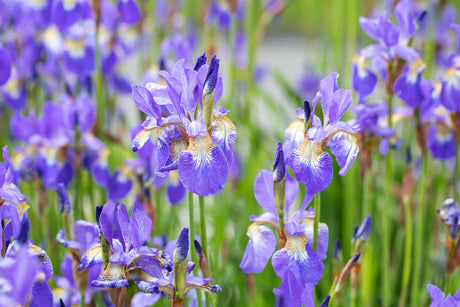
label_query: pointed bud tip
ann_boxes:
[351,252,361,263]
[194,239,202,255]
[95,205,103,228]
[204,56,220,95]
[273,142,285,182]
[320,295,331,307]
[193,52,207,71]
[174,228,189,263]
[304,100,311,122]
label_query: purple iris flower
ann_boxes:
[160,33,197,68]
[438,198,460,240]
[353,0,423,101]
[439,24,460,113]
[284,73,359,203]
[352,54,378,102]
[205,0,231,32]
[394,58,431,110]
[117,0,141,24]
[358,0,421,63]
[297,71,321,102]
[79,202,164,289]
[0,146,27,205]
[1,67,27,111]
[56,220,103,304]
[2,215,54,307]
[0,45,11,86]
[132,54,236,197]
[240,144,328,301]
[421,93,456,161]
[136,227,221,300]
[435,6,458,68]
[63,34,95,79]
[351,101,395,139]
[52,0,93,32]
[9,100,79,189]
[427,283,460,307]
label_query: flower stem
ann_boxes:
[455,126,460,202]
[398,193,413,307]
[382,89,394,307]
[360,170,374,305]
[382,147,392,307]
[313,193,321,251]
[188,193,203,307]
[199,196,211,307]
[410,153,428,307]
[94,17,104,138]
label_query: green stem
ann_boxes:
[188,193,203,307]
[410,154,428,307]
[199,196,210,307]
[455,132,460,202]
[351,288,358,307]
[382,148,392,307]
[399,193,413,307]
[95,23,104,137]
[155,188,161,234]
[360,170,374,305]
[382,90,394,307]
[313,193,321,251]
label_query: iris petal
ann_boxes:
[132,129,153,152]
[427,124,455,160]
[328,132,359,176]
[291,139,333,194]
[283,120,305,165]
[273,270,314,307]
[271,235,324,286]
[178,135,228,196]
[253,170,277,216]
[212,116,236,166]
[78,246,103,270]
[240,224,276,273]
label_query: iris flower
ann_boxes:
[241,143,328,304]
[132,54,236,197]
[136,227,221,301]
[284,72,359,204]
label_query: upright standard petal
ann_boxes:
[329,89,352,125]
[129,209,152,249]
[328,132,359,176]
[132,85,162,121]
[178,135,228,196]
[212,116,236,166]
[254,170,277,217]
[291,139,333,194]
[283,120,305,165]
[240,224,276,273]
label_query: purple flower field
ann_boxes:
[1,0,460,306]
